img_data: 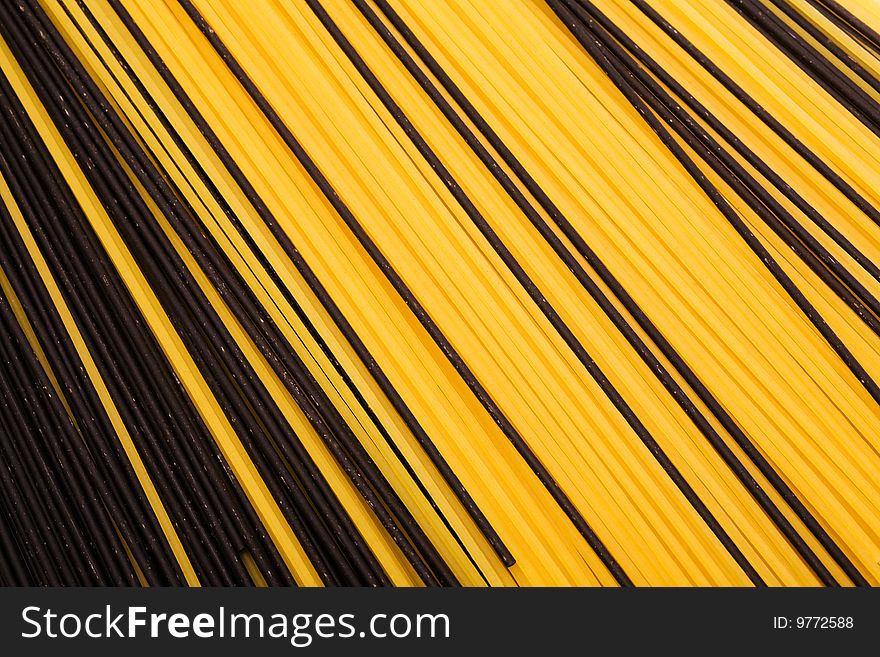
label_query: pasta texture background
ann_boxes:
[0,0,879,586]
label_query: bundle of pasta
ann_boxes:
[0,0,877,587]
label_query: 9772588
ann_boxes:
[773,616,854,630]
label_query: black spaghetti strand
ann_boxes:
[0,488,32,586]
